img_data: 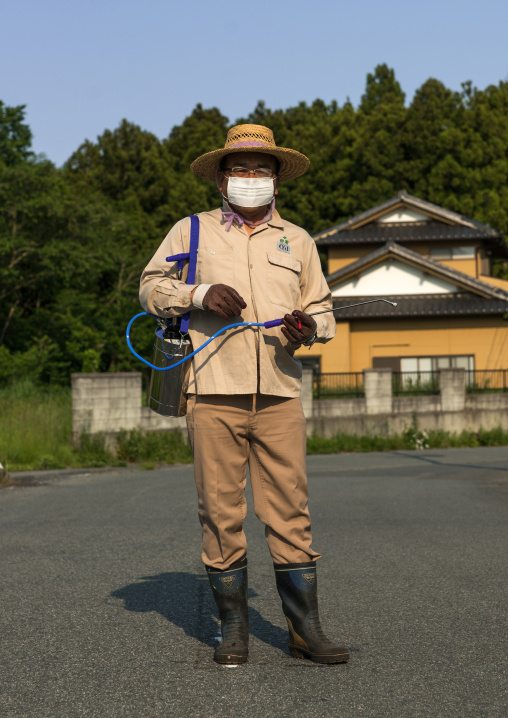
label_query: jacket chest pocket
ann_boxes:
[266,252,302,309]
[196,247,233,286]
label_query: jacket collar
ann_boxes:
[218,203,284,232]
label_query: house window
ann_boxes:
[429,246,475,260]
[400,355,474,373]
[480,253,490,275]
[374,355,475,373]
[395,355,474,390]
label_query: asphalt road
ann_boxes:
[1,447,508,718]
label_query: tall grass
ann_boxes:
[0,380,76,471]
[0,380,193,471]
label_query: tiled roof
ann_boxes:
[326,242,508,301]
[314,190,501,241]
[331,294,508,319]
[316,221,498,246]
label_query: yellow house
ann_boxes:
[298,191,508,378]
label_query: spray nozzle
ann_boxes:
[307,298,399,318]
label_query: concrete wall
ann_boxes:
[72,368,508,440]
[303,367,508,437]
[72,373,186,440]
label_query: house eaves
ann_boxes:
[314,190,501,242]
[316,222,500,247]
[331,293,508,319]
[326,241,508,301]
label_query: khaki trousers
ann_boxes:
[186,393,321,570]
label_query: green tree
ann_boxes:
[0,155,151,383]
[0,101,33,166]
[65,119,171,237]
[360,64,406,113]
[402,78,465,203]
[162,104,231,218]
[347,64,407,208]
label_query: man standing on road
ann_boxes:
[140,124,349,665]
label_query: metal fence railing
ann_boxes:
[465,369,508,393]
[312,369,508,399]
[392,371,440,396]
[313,372,364,399]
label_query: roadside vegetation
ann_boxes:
[0,381,193,473]
[2,381,508,475]
[307,424,508,454]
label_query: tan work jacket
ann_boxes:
[139,207,335,397]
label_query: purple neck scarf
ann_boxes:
[221,198,276,232]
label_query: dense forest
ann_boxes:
[1,64,508,386]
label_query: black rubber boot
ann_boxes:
[274,561,349,664]
[206,555,249,664]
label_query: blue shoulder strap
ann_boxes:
[166,214,199,334]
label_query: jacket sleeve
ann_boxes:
[139,217,198,318]
[300,236,336,344]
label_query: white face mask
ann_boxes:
[225,176,275,208]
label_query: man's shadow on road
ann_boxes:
[110,572,288,652]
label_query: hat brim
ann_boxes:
[190,146,309,183]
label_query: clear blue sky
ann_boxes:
[2,0,507,166]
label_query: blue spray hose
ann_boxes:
[126,300,398,372]
[126,312,282,372]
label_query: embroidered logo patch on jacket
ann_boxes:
[277,236,291,254]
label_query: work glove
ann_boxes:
[281,310,317,345]
[203,284,247,319]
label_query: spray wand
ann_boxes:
[262,298,397,329]
[126,298,398,372]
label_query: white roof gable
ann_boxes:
[377,208,429,224]
[331,260,459,297]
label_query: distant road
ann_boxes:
[2,447,507,717]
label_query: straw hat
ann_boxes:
[190,124,310,182]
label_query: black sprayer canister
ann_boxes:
[148,321,192,417]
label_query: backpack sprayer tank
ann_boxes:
[148,321,192,417]
[145,213,199,417]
